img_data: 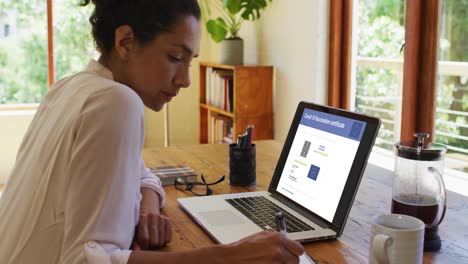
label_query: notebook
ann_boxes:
[149,165,197,186]
[178,101,380,245]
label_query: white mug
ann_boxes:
[369,214,425,264]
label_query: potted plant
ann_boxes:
[201,0,272,65]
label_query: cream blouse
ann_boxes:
[0,60,165,264]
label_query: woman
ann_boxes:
[0,0,304,263]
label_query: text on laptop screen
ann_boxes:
[276,108,367,222]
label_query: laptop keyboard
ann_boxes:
[225,196,315,233]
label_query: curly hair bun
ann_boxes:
[80,0,200,54]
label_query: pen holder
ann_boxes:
[228,143,256,186]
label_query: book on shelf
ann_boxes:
[208,114,233,144]
[204,67,233,112]
[149,165,197,186]
[223,136,233,144]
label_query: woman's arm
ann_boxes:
[140,187,161,214]
[128,231,304,264]
[140,164,165,208]
[61,87,146,263]
[128,245,225,264]
[133,187,172,249]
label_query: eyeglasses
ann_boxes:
[174,174,225,196]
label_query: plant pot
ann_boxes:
[220,38,244,65]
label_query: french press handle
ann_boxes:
[427,167,447,228]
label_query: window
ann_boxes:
[329,0,468,174]
[435,0,468,172]
[0,2,47,104]
[0,0,94,105]
[352,0,406,150]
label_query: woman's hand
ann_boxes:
[224,230,304,264]
[132,188,173,250]
[133,211,173,250]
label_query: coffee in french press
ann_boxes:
[392,133,447,252]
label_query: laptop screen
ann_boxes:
[275,108,367,222]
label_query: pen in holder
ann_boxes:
[228,143,256,186]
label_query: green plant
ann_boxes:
[202,0,271,42]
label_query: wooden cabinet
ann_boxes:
[199,62,274,144]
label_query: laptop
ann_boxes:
[178,101,381,244]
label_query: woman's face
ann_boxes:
[120,15,201,111]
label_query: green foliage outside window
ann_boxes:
[0,0,94,104]
[356,0,405,149]
[435,0,468,154]
[356,0,468,158]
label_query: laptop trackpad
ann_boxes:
[199,210,245,226]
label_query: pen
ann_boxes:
[246,125,254,147]
[241,132,248,147]
[248,125,254,147]
[275,211,287,236]
[275,211,317,264]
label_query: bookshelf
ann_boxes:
[199,62,274,144]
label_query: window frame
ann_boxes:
[47,0,54,87]
[0,1,54,107]
[328,0,353,110]
[400,0,441,142]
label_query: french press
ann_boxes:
[392,133,447,251]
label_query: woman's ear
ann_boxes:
[114,25,136,61]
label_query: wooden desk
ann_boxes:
[143,140,468,263]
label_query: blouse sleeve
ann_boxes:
[140,162,166,208]
[59,87,144,264]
